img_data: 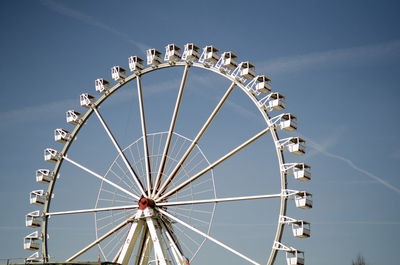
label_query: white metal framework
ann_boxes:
[26,43,312,265]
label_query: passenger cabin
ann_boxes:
[268,92,286,110]
[80,93,96,108]
[44,148,60,163]
[182,43,200,61]
[24,231,40,251]
[164,44,182,62]
[27,252,40,262]
[30,190,46,206]
[280,114,297,131]
[66,110,81,125]
[286,250,304,265]
[240,62,256,80]
[54,128,71,143]
[292,220,311,238]
[293,163,311,181]
[95,78,110,93]
[202,45,220,64]
[26,210,41,228]
[295,192,313,209]
[284,137,306,155]
[36,169,54,184]
[128,56,144,72]
[255,75,272,94]
[111,66,127,82]
[146,49,162,66]
[221,51,238,69]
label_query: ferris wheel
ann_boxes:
[24,43,312,265]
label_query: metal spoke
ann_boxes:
[46,204,138,216]
[155,82,236,199]
[153,65,190,197]
[136,75,152,197]
[156,127,270,202]
[157,194,281,207]
[63,155,139,200]
[67,216,133,261]
[158,208,260,265]
[93,107,147,197]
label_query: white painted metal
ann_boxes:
[199,45,219,66]
[66,110,81,124]
[159,208,260,265]
[111,66,127,82]
[117,213,144,265]
[46,204,138,216]
[146,49,162,66]
[281,163,311,181]
[26,210,41,228]
[54,128,71,143]
[152,65,190,197]
[63,155,140,200]
[157,127,270,202]
[279,216,311,238]
[246,75,272,96]
[128,56,144,72]
[27,251,40,262]
[95,78,111,94]
[155,82,236,199]
[182,43,200,62]
[165,44,182,63]
[44,148,60,163]
[92,107,147,197]
[30,190,47,206]
[36,169,54,184]
[80,93,96,108]
[278,137,306,155]
[24,231,41,251]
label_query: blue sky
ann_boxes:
[0,1,399,265]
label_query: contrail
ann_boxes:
[306,137,400,195]
[40,0,149,52]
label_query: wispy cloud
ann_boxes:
[257,39,400,75]
[40,0,149,52]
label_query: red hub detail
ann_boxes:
[138,197,155,210]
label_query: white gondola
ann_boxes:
[221,51,238,69]
[255,75,272,93]
[278,137,306,155]
[111,66,127,82]
[269,92,286,110]
[26,210,41,228]
[280,113,297,131]
[240,62,256,80]
[182,43,200,61]
[66,110,81,125]
[24,231,40,250]
[30,190,47,205]
[54,128,71,143]
[200,45,220,64]
[164,44,181,63]
[95,78,111,93]
[295,192,313,209]
[80,93,96,108]
[26,252,40,262]
[128,56,144,72]
[36,169,54,184]
[292,221,311,238]
[44,148,60,163]
[286,250,305,265]
[146,49,162,66]
[294,163,311,181]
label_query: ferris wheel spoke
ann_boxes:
[46,204,138,216]
[157,193,281,207]
[66,216,133,261]
[93,107,147,197]
[153,64,190,197]
[159,218,186,265]
[155,82,236,199]
[63,155,140,200]
[158,208,261,265]
[136,75,152,197]
[156,127,270,202]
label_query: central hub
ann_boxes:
[138,197,155,210]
